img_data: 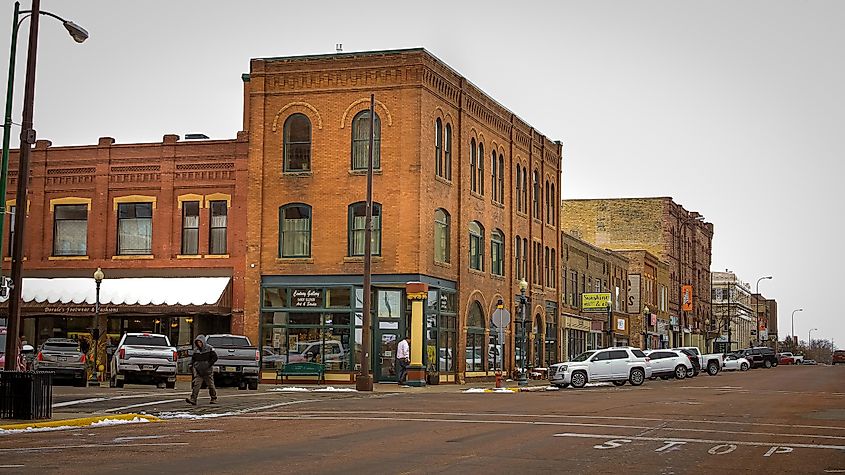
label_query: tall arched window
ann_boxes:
[545,180,551,224]
[498,153,505,204]
[283,113,311,172]
[550,182,556,225]
[434,208,450,264]
[466,301,486,372]
[351,110,381,170]
[551,249,557,288]
[348,202,381,256]
[478,142,485,196]
[435,118,443,177]
[469,221,484,271]
[544,246,550,287]
[522,237,528,282]
[515,165,522,212]
[532,169,540,218]
[491,229,504,276]
[515,235,522,279]
[279,204,312,257]
[522,169,528,213]
[491,151,498,202]
[470,138,477,192]
[444,123,452,180]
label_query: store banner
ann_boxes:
[582,292,612,311]
[681,285,693,311]
[627,274,641,314]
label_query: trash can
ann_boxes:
[0,370,53,420]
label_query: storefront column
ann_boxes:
[405,282,428,387]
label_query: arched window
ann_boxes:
[478,142,485,196]
[532,169,540,218]
[470,138,477,192]
[550,182,556,225]
[545,180,551,223]
[514,235,521,279]
[283,113,311,172]
[544,246,550,287]
[491,151,498,202]
[522,169,528,213]
[551,249,557,288]
[515,165,522,212]
[351,110,381,170]
[491,229,504,276]
[466,301,486,372]
[522,237,528,282]
[444,123,452,180]
[279,204,312,257]
[498,153,505,204]
[434,208,450,264]
[469,221,484,271]
[435,118,443,177]
[348,201,381,256]
[533,314,544,368]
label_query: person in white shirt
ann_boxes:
[395,336,410,384]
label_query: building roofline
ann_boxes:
[562,196,673,202]
[562,231,629,262]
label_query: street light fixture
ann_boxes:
[1,0,89,370]
[643,305,650,350]
[755,276,772,345]
[790,308,804,349]
[518,278,528,387]
[93,267,104,382]
[808,328,818,349]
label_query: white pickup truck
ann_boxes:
[674,346,724,376]
[110,333,178,389]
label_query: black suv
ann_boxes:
[738,347,778,369]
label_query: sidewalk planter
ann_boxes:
[426,371,440,385]
[0,371,53,420]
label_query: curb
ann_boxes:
[0,413,161,430]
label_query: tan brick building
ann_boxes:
[561,197,713,350]
[242,49,562,383]
[615,250,671,348]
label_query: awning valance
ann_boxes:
[1,277,231,307]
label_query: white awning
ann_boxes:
[1,277,230,306]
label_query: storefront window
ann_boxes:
[377,290,401,319]
[466,301,486,371]
[263,288,287,308]
[327,288,351,308]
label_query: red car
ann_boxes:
[833,350,845,365]
[778,353,795,365]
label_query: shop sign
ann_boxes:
[582,292,612,311]
[291,289,322,308]
[670,315,680,326]
[681,285,693,311]
[615,317,627,333]
[627,274,641,313]
[43,305,120,314]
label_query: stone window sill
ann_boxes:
[49,255,89,261]
[112,255,154,260]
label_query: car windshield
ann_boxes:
[572,351,595,362]
[123,335,169,346]
[206,336,251,347]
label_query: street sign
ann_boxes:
[492,308,511,328]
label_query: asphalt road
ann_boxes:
[2,365,844,474]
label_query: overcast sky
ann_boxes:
[3,1,843,347]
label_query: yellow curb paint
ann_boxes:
[0,413,161,430]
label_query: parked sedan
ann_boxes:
[722,354,750,371]
[33,338,88,386]
[645,350,693,380]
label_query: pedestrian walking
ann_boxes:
[395,335,410,384]
[186,335,218,405]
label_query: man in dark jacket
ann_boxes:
[186,335,218,405]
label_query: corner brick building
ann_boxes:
[242,49,562,383]
[561,197,713,350]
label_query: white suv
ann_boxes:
[644,349,693,380]
[549,347,652,389]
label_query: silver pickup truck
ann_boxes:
[205,334,260,390]
[110,333,177,389]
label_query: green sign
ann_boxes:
[582,292,612,311]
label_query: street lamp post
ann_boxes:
[93,267,104,382]
[1,0,89,370]
[791,308,804,349]
[808,328,817,350]
[643,305,650,350]
[518,278,528,386]
[755,276,772,345]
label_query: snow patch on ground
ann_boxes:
[0,416,152,436]
[270,386,357,393]
[157,411,238,420]
[584,382,613,388]
[462,388,488,393]
[544,386,561,391]
[269,387,311,392]
[313,386,358,393]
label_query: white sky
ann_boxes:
[3,1,843,347]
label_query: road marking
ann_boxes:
[52,392,191,408]
[105,399,186,413]
[824,470,845,473]
[112,435,171,443]
[0,443,188,453]
[0,465,25,468]
[186,429,223,433]
[554,433,845,451]
[708,444,738,455]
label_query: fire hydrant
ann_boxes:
[495,370,503,388]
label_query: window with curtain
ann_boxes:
[351,110,381,170]
[283,113,312,172]
[515,165,522,211]
[435,118,443,177]
[444,123,452,181]
[348,202,381,256]
[181,201,200,255]
[280,204,312,257]
[209,201,228,255]
[491,151,498,203]
[498,153,504,204]
[470,138,477,192]
[468,221,484,271]
[434,208,450,264]
[478,142,485,196]
[466,301,486,372]
[514,235,522,279]
[53,204,88,256]
[491,229,504,276]
[117,202,153,255]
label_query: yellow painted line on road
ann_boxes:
[0,413,161,430]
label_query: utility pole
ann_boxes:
[355,94,376,391]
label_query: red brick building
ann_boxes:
[1,134,248,360]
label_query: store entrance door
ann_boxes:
[375,322,400,382]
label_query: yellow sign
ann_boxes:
[582,292,612,311]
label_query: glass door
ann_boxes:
[374,289,404,383]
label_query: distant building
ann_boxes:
[751,293,778,346]
[711,271,755,352]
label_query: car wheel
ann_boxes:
[612,380,626,386]
[740,362,748,371]
[248,380,259,391]
[707,362,720,376]
[764,360,773,368]
[238,381,248,390]
[629,368,645,386]
[571,371,587,388]
[166,381,176,389]
[675,365,687,379]
[686,368,695,378]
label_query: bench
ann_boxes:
[276,362,326,385]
